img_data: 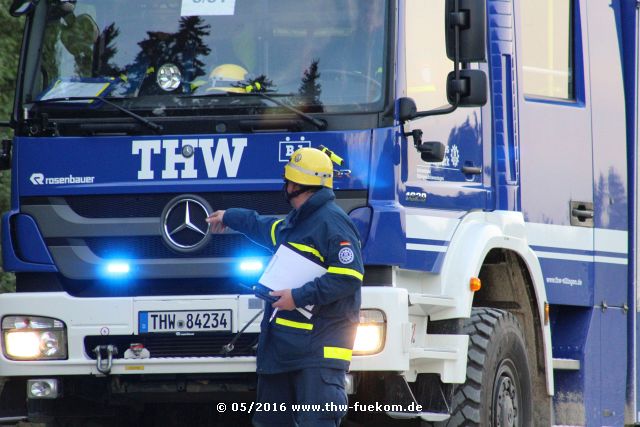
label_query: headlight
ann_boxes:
[28,379,60,399]
[2,316,67,360]
[353,309,386,355]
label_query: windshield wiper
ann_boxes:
[186,91,327,131]
[248,91,327,131]
[31,96,163,133]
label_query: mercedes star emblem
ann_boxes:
[161,195,212,252]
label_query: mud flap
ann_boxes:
[383,374,420,419]
[384,374,451,423]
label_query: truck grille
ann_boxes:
[19,191,366,288]
[84,333,259,359]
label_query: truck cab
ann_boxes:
[2,0,638,426]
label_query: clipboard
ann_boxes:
[258,243,326,319]
[259,243,327,291]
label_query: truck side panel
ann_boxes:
[586,1,629,424]
[517,0,629,424]
[620,0,640,422]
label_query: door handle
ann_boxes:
[570,201,594,227]
[571,208,594,219]
[461,166,482,175]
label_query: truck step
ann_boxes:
[408,293,457,316]
[552,358,580,370]
[387,411,450,422]
[409,335,469,384]
[409,293,457,307]
[409,347,459,360]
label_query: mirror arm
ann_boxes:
[403,129,423,148]
[413,93,459,118]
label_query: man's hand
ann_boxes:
[206,210,227,233]
[270,289,296,311]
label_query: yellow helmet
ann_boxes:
[207,64,248,93]
[284,147,333,188]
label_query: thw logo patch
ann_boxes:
[338,247,355,264]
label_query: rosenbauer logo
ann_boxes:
[30,173,95,185]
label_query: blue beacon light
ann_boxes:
[239,260,264,274]
[105,262,131,276]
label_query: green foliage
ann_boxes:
[0,0,23,292]
[0,0,23,121]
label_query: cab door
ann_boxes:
[516,0,594,305]
[400,0,491,213]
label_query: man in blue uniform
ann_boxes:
[206,147,363,427]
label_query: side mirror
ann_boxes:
[445,0,487,62]
[397,97,417,123]
[418,141,446,163]
[9,0,38,17]
[447,69,487,107]
[403,129,446,163]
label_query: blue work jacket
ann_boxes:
[223,188,363,374]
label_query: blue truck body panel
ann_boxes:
[14,132,372,197]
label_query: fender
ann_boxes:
[421,210,554,395]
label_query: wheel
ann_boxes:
[441,308,533,427]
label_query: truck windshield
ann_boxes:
[25,0,387,114]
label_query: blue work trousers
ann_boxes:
[252,368,348,427]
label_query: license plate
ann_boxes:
[139,310,232,333]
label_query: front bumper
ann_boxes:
[0,287,410,376]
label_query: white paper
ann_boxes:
[181,0,236,17]
[259,244,326,291]
[259,244,326,319]
[40,81,111,102]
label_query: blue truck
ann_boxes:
[0,0,638,425]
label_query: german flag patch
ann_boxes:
[339,241,351,246]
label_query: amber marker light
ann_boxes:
[470,277,481,292]
[544,302,550,325]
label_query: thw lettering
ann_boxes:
[132,138,248,180]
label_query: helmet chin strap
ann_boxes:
[283,181,316,203]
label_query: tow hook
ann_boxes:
[93,345,118,375]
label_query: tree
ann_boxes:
[131,16,211,95]
[298,59,323,111]
[0,0,24,292]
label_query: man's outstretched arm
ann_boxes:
[207,208,284,250]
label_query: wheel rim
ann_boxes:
[492,359,520,427]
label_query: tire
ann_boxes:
[441,308,533,427]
